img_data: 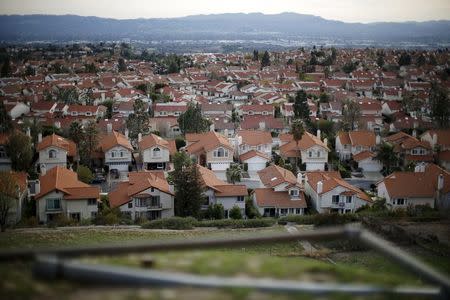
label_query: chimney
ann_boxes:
[26,127,31,137]
[324,138,328,147]
[438,174,444,191]
[432,133,438,147]
[55,121,61,129]
[412,129,417,138]
[125,129,129,139]
[317,181,323,194]
[38,133,42,143]
[259,121,266,131]
[376,134,381,145]
[138,133,142,142]
[297,172,304,184]
[224,129,229,137]
[106,123,113,134]
[40,164,46,176]
[316,129,321,139]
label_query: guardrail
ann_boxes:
[1,224,449,298]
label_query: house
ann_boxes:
[0,133,11,171]
[5,102,30,119]
[239,150,271,174]
[36,133,77,173]
[138,133,176,171]
[197,165,247,218]
[185,131,234,171]
[336,131,378,161]
[235,130,273,158]
[385,132,433,165]
[253,165,307,217]
[421,129,450,151]
[153,102,187,118]
[240,104,274,117]
[109,171,174,221]
[352,151,382,172]
[304,171,371,214]
[377,163,450,210]
[98,131,133,174]
[33,166,100,224]
[279,131,330,171]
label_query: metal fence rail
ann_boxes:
[1,224,449,298]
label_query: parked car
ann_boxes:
[91,174,106,184]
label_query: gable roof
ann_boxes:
[35,166,99,200]
[306,171,371,202]
[280,132,329,157]
[36,134,77,156]
[186,131,233,154]
[379,163,450,198]
[99,131,133,152]
[139,133,176,155]
[197,165,247,196]
[254,188,307,208]
[239,150,270,162]
[258,165,298,189]
[237,130,272,146]
[109,171,173,208]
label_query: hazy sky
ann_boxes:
[0,0,449,23]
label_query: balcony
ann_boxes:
[147,203,163,210]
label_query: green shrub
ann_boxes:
[47,214,78,227]
[204,204,225,220]
[229,206,243,220]
[278,213,359,226]
[196,218,275,228]
[79,218,92,226]
[142,217,197,230]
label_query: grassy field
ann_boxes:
[0,225,448,300]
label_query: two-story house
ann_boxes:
[336,130,377,161]
[138,134,176,171]
[385,131,433,165]
[377,163,450,210]
[36,133,77,173]
[185,131,234,171]
[34,166,100,224]
[304,171,371,214]
[98,131,133,174]
[197,165,247,218]
[279,131,330,171]
[236,130,273,158]
[253,165,307,217]
[109,171,174,221]
[421,129,450,170]
[153,102,187,118]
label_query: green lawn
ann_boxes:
[0,226,447,300]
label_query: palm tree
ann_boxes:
[290,119,305,171]
[226,163,242,184]
[375,143,398,175]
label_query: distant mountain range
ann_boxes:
[0,13,449,43]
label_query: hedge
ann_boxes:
[141,217,197,230]
[196,218,276,228]
[278,213,360,226]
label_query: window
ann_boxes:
[135,198,148,207]
[289,208,294,214]
[356,146,362,151]
[48,149,57,159]
[111,151,116,158]
[150,196,160,207]
[153,147,161,157]
[46,198,61,210]
[128,202,133,208]
[296,208,302,214]
[87,199,97,206]
[214,147,228,157]
[332,195,339,204]
[237,196,244,202]
[346,196,352,203]
[0,146,6,158]
[120,151,124,157]
[257,145,262,151]
[317,151,321,158]
[396,198,405,205]
[91,212,97,218]
[308,151,312,158]
[280,208,288,215]
[289,189,299,197]
[412,149,418,155]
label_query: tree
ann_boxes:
[77,165,94,184]
[376,55,385,68]
[0,172,17,232]
[261,51,270,69]
[56,87,79,104]
[118,58,127,72]
[416,54,426,67]
[398,52,411,66]
[291,119,305,170]
[0,101,13,133]
[1,56,11,77]
[342,61,358,74]
[79,121,98,168]
[6,132,32,172]
[68,121,84,147]
[25,65,36,76]
[375,143,398,175]
[102,100,114,119]
[226,163,242,184]
[429,83,450,128]
[342,100,361,131]
[177,103,211,134]
[292,90,311,126]
[245,197,261,219]
[402,91,422,116]
[171,152,204,218]
[229,206,243,220]
[205,203,225,220]
[126,99,150,144]
[252,50,259,61]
